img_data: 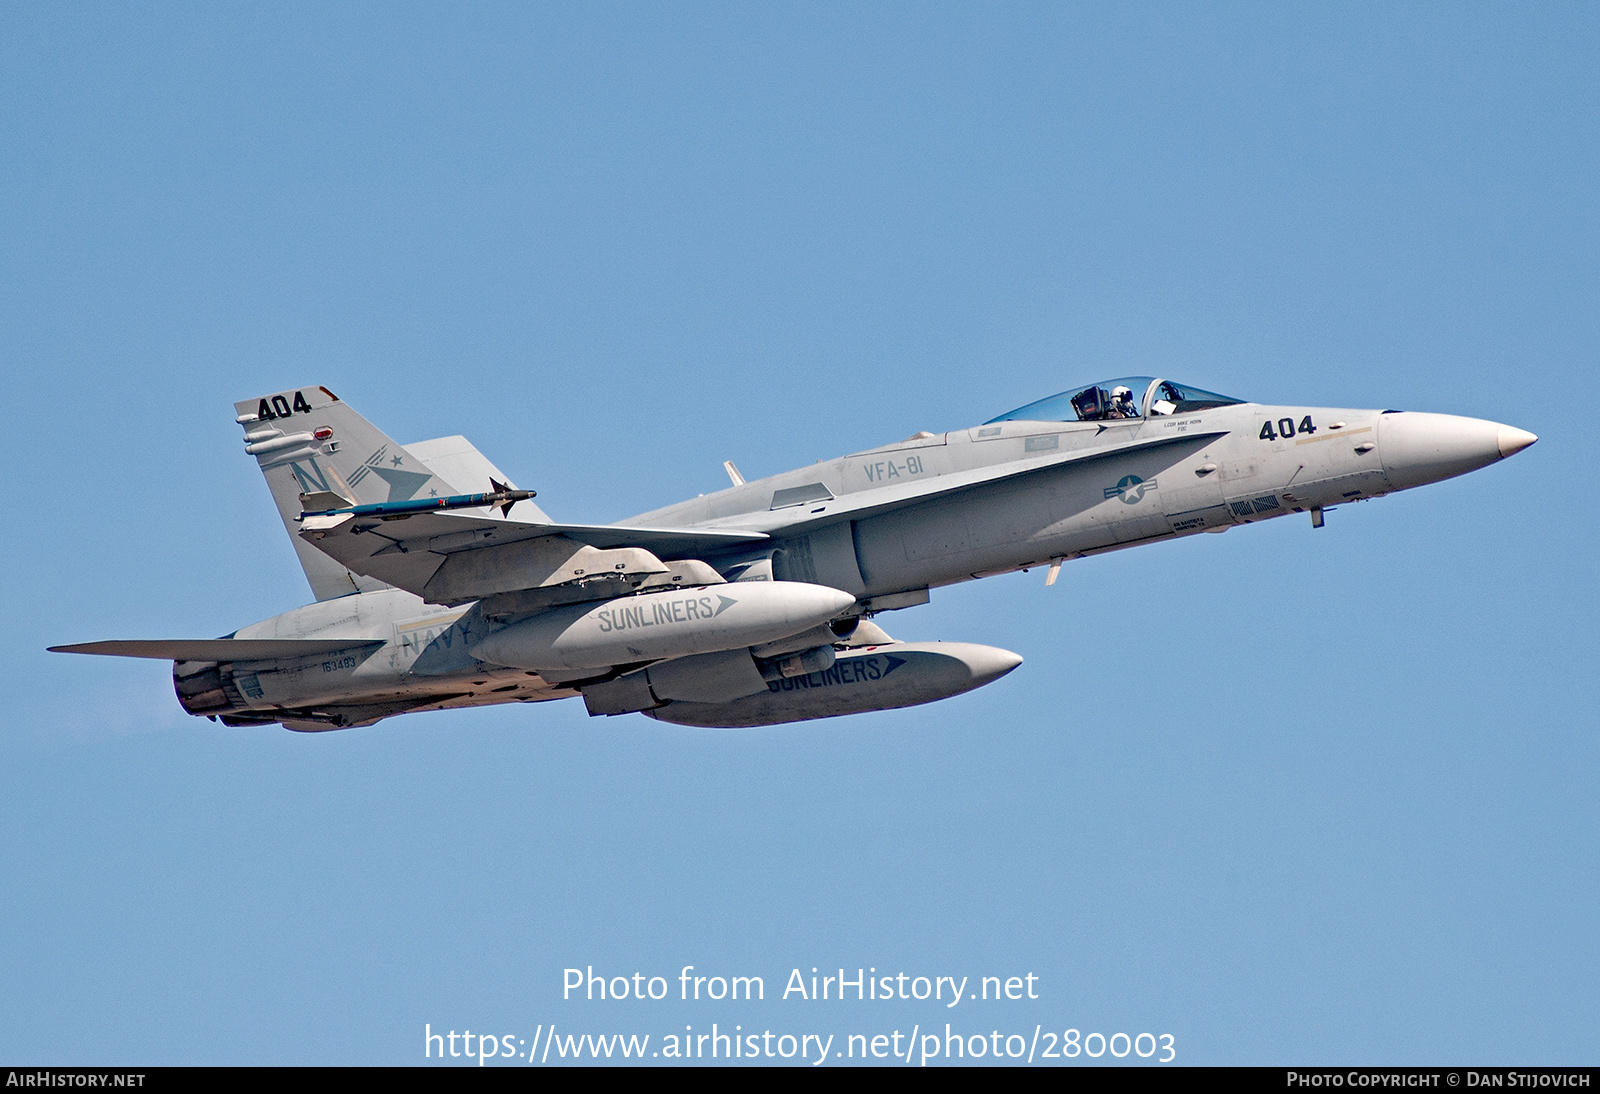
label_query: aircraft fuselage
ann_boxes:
[177,391,1529,729]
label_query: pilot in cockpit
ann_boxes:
[1070,384,1140,421]
[986,377,1243,427]
[1107,385,1139,419]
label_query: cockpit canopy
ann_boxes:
[986,377,1244,424]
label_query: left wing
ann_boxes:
[299,511,767,604]
[50,638,385,661]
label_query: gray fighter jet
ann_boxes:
[52,378,1536,730]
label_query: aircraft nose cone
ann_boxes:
[1497,425,1538,459]
[1378,412,1522,492]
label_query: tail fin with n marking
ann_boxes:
[233,385,549,600]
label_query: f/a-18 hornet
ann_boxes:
[54,378,1535,730]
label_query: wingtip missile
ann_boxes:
[488,478,529,516]
[298,481,536,522]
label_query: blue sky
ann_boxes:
[2,2,1595,1065]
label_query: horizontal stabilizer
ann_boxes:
[49,638,385,662]
[298,489,355,512]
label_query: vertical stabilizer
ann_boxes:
[234,386,534,601]
[404,436,552,524]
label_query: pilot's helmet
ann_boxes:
[1112,385,1132,401]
